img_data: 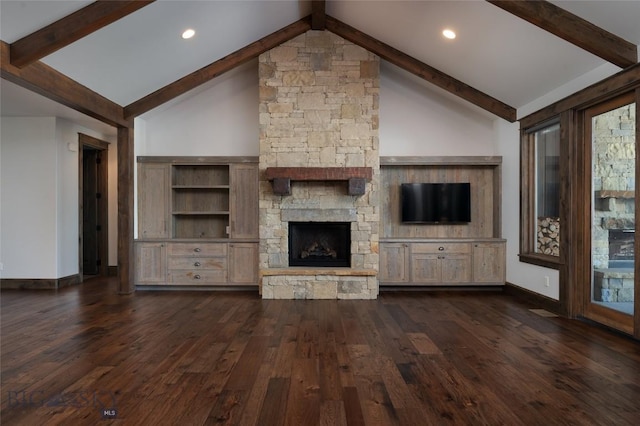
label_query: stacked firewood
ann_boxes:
[537,217,560,256]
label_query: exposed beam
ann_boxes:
[325,16,517,122]
[1,40,129,127]
[125,17,312,119]
[488,0,637,69]
[520,63,640,127]
[117,126,135,294]
[311,1,326,30]
[10,1,155,68]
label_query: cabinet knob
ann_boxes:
[194,274,201,280]
[194,247,201,253]
[438,246,445,251]
[194,262,201,267]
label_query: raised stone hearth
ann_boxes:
[258,30,380,299]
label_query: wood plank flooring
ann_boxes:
[1,277,639,425]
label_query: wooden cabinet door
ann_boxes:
[229,243,258,284]
[135,242,166,284]
[473,242,506,283]
[138,163,170,238]
[411,254,441,283]
[441,255,472,283]
[379,243,409,282]
[229,163,259,239]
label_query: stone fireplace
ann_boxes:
[258,30,380,299]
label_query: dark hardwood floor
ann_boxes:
[1,277,639,425]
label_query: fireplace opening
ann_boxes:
[289,222,350,267]
[609,229,635,269]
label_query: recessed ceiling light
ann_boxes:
[442,29,456,40]
[182,29,195,40]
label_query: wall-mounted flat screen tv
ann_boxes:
[401,183,471,223]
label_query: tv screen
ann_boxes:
[401,183,471,223]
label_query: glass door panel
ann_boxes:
[586,95,635,333]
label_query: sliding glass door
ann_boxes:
[583,93,636,334]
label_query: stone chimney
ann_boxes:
[258,30,380,299]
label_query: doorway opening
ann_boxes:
[78,133,109,281]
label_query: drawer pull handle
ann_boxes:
[194,262,201,267]
[194,274,201,280]
[194,247,201,253]
[438,246,445,251]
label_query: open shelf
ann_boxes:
[171,164,230,239]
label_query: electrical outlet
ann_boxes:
[544,276,550,287]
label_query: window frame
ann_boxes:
[520,117,562,270]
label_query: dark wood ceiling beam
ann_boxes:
[1,40,129,127]
[488,0,637,68]
[325,16,517,122]
[311,1,326,30]
[10,0,155,68]
[520,63,640,127]
[125,17,312,119]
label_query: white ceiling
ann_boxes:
[1,0,639,136]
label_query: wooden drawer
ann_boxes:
[411,243,470,254]
[168,270,227,284]
[168,256,226,270]
[167,243,227,257]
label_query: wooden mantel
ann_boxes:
[264,167,373,196]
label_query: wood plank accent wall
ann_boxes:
[380,157,502,240]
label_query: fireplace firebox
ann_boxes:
[609,229,635,269]
[289,222,350,267]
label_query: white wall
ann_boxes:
[1,117,58,279]
[0,117,116,279]
[496,63,623,299]
[495,118,560,298]
[136,60,260,157]
[379,62,496,156]
[56,118,118,269]
[135,59,498,158]
[2,54,617,288]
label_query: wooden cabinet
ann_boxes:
[379,239,505,286]
[138,163,170,239]
[135,157,259,288]
[229,243,258,283]
[167,242,227,285]
[379,157,505,287]
[473,242,506,283]
[229,164,259,239]
[135,242,166,284]
[411,243,472,284]
[379,243,410,283]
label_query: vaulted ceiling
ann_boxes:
[1,0,639,136]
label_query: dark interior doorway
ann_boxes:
[79,133,109,280]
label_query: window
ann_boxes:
[520,119,561,268]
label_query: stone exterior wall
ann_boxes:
[258,31,380,299]
[594,270,635,303]
[592,103,635,269]
[591,103,635,304]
